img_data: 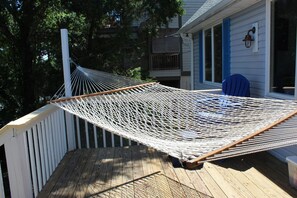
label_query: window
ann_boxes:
[270,0,297,96]
[204,24,223,83]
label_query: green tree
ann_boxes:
[0,0,183,127]
[0,0,83,125]
[0,0,54,123]
[66,0,183,74]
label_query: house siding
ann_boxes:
[193,32,217,90]
[143,0,207,90]
[182,43,191,72]
[168,18,179,28]
[182,0,207,25]
[191,0,297,162]
[230,1,266,97]
[192,1,267,93]
[149,70,181,78]
[182,0,207,72]
[193,33,199,89]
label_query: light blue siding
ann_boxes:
[169,0,207,29]
[182,0,207,72]
[230,1,297,162]
[198,31,203,83]
[230,1,266,97]
[190,0,296,165]
[193,33,200,89]
[182,0,206,24]
[193,1,267,93]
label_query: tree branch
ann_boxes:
[5,2,22,26]
[0,15,16,43]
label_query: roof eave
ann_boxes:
[179,0,235,34]
[178,0,261,34]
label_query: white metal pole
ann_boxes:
[60,29,76,151]
[61,29,72,97]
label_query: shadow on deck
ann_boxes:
[38,146,297,198]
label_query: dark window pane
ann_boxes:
[214,24,222,83]
[205,29,212,81]
[271,0,297,95]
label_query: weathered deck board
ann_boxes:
[196,165,227,198]
[37,150,74,198]
[148,148,174,198]
[132,146,147,197]
[244,153,295,198]
[108,147,124,198]
[60,149,92,197]
[85,147,108,196]
[120,147,133,198]
[157,152,187,197]
[74,149,99,198]
[48,149,87,197]
[38,146,297,198]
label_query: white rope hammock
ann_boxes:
[50,66,297,167]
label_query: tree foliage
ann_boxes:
[0,0,183,127]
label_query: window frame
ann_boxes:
[202,22,223,86]
[266,0,297,99]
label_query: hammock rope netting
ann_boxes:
[50,66,297,168]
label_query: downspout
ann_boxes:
[189,34,194,90]
[180,33,194,90]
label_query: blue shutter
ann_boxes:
[198,31,203,83]
[222,18,231,80]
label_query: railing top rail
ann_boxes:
[0,104,59,136]
[151,53,180,56]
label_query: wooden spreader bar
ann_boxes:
[185,109,297,169]
[50,82,158,103]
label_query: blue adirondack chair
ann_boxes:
[171,74,250,168]
[222,74,250,97]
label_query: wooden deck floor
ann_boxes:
[38,146,297,198]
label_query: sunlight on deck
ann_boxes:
[38,146,297,198]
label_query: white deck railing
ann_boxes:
[0,105,69,197]
[0,104,134,198]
